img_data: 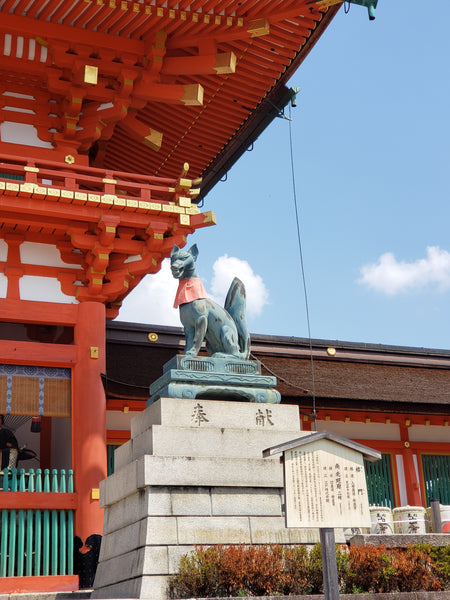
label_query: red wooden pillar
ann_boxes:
[401,445,422,506]
[399,424,422,506]
[72,301,107,544]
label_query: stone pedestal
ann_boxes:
[92,398,343,599]
[149,355,281,404]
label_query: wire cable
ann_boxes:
[250,352,311,395]
[287,104,318,430]
[250,352,316,419]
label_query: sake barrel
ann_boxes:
[440,505,450,533]
[392,506,426,534]
[369,506,393,534]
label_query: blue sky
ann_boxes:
[119,0,450,351]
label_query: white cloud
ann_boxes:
[116,254,269,325]
[116,259,181,326]
[210,255,269,318]
[358,246,450,295]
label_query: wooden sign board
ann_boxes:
[283,438,372,529]
[264,431,381,600]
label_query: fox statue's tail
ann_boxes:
[224,277,250,360]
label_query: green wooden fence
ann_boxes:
[0,468,74,577]
[107,444,119,476]
[364,453,395,508]
[422,454,450,505]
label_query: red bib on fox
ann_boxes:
[173,277,208,308]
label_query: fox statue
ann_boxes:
[170,244,250,359]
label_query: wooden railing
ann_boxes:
[0,468,77,578]
[0,151,200,204]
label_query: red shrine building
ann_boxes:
[0,0,344,592]
[105,322,450,517]
[1,0,448,594]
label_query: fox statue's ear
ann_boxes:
[189,244,199,259]
[171,245,180,257]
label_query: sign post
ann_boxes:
[263,431,381,600]
[320,528,339,600]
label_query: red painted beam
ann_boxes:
[0,12,143,55]
[107,399,146,411]
[0,492,78,510]
[162,53,235,76]
[0,299,78,326]
[0,340,77,367]
[0,575,79,594]
[107,429,132,443]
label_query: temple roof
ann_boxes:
[0,1,340,197]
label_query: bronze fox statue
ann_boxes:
[170,244,250,359]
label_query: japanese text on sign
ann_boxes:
[284,439,371,528]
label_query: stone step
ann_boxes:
[101,486,286,533]
[0,593,91,600]
[99,517,329,563]
[114,424,307,470]
[100,454,286,507]
[131,397,300,437]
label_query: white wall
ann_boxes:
[0,121,53,148]
[19,275,78,303]
[315,419,400,440]
[20,242,80,268]
[408,425,450,443]
[16,242,82,303]
[106,410,140,431]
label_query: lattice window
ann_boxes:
[364,453,395,508]
[0,365,71,417]
[422,454,450,505]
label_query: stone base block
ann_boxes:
[101,486,285,535]
[95,547,169,587]
[93,398,326,600]
[349,533,450,547]
[117,425,305,469]
[100,454,289,508]
[131,397,300,437]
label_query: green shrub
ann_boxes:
[343,544,441,594]
[280,544,313,595]
[168,545,224,598]
[344,544,395,593]
[218,544,284,596]
[414,543,450,589]
[169,542,446,598]
[169,545,286,598]
[391,546,441,592]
